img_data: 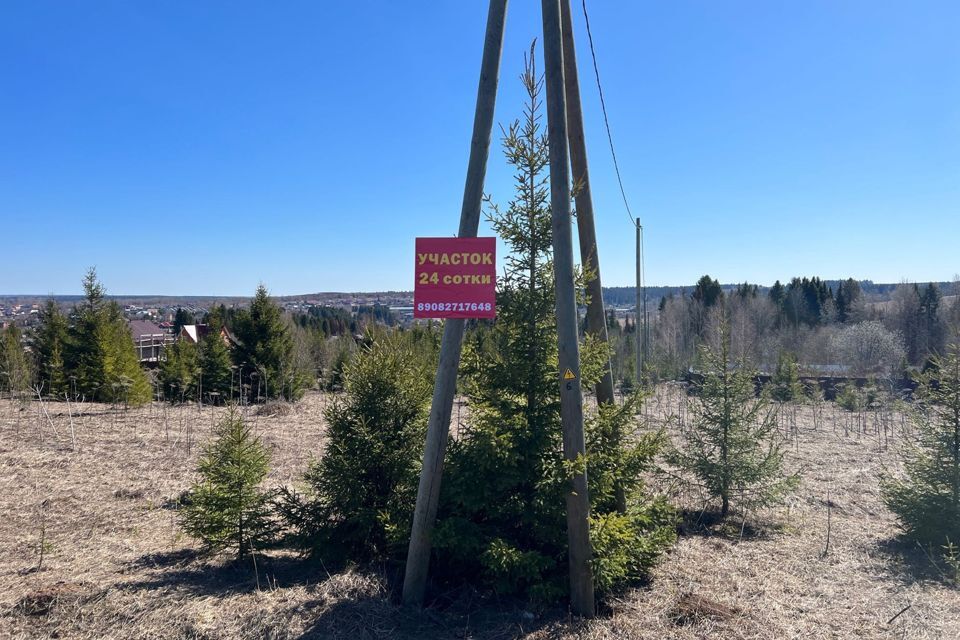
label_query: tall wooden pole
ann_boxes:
[635,218,643,378]
[542,0,595,618]
[402,0,509,607]
[559,0,614,407]
[642,223,649,366]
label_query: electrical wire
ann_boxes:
[580,0,638,230]
[580,0,648,363]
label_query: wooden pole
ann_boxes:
[542,0,595,617]
[636,218,643,379]
[641,223,649,366]
[559,0,614,407]
[402,0,509,607]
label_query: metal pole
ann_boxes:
[542,0,595,617]
[559,0,613,407]
[403,0,509,607]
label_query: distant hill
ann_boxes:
[3,280,956,312]
[603,280,958,310]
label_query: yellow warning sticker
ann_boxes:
[563,368,576,380]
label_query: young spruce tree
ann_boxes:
[160,339,200,402]
[65,269,151,405]
[672,320,797,518]
[882,339,960,546]
[286,335,432,562]
[0,324,32,396]
[234,285,308,402]
[180,408,273,556]
[33,300,69,398]
[197,308,233,403]
[433,48,674,601]
[769,351,803,403]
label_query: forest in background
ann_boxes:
[605,275,960,388]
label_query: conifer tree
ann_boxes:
[769,280,786,327]
[172,307,193,337]
[199,333,233,403]
[67,268,108,399]
[180,408,273,556]
[34,300,69,397]
[672,321,797,517]
[100,311,153,405]
[160,339,200,402]
[288,336,431,561]
[234,285,308,401]
[433,49,674,600]
[65,268,151,404]
[195,309,234,403]
[835,278,862,323]
[882,340,960,546]
[769,351,803,403]
[918,283,946,362]
[0,324,32,396]
[692,275,723,308]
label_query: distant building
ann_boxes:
[179,323,209,344]
[179,324,240,348]
[127,319,175,364]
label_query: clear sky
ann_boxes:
[2,1,958,296]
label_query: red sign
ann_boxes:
[414,237,496,319]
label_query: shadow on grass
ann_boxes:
[874,537,958,587]
[118,549,328,597]
[119,549,565,639]
[295,581,567,640]
[677,508,778,541]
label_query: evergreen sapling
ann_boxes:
[882,339,960,547]
[672,320,797,518]
[180,408,273,557]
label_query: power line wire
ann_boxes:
[580,0,647,364]
[580,0,638,230]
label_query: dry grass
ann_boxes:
[1,387,958,639]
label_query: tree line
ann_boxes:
[0,269,404,405]
[608,272,960,384]
[2,269,153,404]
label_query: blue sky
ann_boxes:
[2,1,958,296]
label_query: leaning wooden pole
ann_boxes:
[559,0,614,408]
[402,0,509,607]
[542,0,596,617]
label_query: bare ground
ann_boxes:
[1,388,957,639]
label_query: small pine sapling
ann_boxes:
[769,351,803,403]
[882,340,960,547]
[672,320,798,518]
[180,408,273,557]
[282,335,431,563]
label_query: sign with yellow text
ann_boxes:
[414,237,496,319]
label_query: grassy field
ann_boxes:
[1,387,958,639]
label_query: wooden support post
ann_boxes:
[559,0,614,408]
[642,223,649,367]
[636,218,643,379]
[542,0,595,618]
[402,0,509,607]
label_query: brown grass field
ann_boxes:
[1,387,958,639]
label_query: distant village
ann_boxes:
[0,292,418,365]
